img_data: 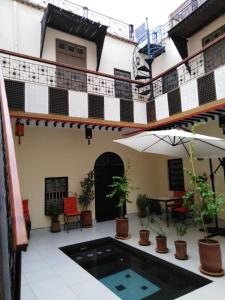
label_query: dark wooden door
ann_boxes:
[94,152,124,222]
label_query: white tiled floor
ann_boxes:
[22,214,225,300]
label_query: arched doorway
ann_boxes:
[94,152,124,222]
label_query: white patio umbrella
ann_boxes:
[114,128,225,236]
[114,129,225,158]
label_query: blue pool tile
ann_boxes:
[100,268,160,300]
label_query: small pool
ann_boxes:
[60,237,211,300]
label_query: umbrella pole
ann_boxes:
[207,158,225,237]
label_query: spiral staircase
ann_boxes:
[133,24,169,99]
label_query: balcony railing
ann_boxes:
[141,32,225,99]
[169,0,207,28]
[0,66,28,300]
[30,0,134,40]
[0,49,149,103]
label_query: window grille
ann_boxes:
[4,80,25,111]
[168,88,181,116]
[88,94,104,119]
[120,99,134,122]
[168,159,184,191]
[49,87,69,115]
[197,73,216,105]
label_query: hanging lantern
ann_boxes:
[15,121,24,145]
[85,127,92,145]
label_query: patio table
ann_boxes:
[149,197,182,227]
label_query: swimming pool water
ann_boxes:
[100,268,160,300]
[60,237,211,300]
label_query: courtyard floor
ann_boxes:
[21,214,225,300]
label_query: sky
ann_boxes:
[69,0,185,30]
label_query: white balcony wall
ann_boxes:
[152,38,181,77]
[180,79,199,111]
[25,83,48,114]
[104,97,120,122]
[99,35,135,77]
[42,28,97,70]
[69,91,88,118]
[133,102,147,124]
[155,94,169,120]
[187,12,225,55]
[215,65,225,100]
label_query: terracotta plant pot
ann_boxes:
[51,221,61,233]
[175,240,188,260]
[139,229,150,246]
[156,235,168,253]
[198,239,224,277]
[81,210,92,227]
[115,217,130,240]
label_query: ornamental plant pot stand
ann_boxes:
[198,239,224,277]
[174,240,188,260]
[139,229,151,246]
[115,217,130,240]
[156,236,168,253]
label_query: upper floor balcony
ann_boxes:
[31,0,134,41]
[1,30,225,131]
[168,0,225,59]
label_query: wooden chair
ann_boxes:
[22,199,31,239]
[63,196,82,233]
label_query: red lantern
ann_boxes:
[15,122,24,145]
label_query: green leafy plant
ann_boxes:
[49,203,61,222]
[78,170,95,210]
[175,222,188,241]
[150,216,166,237]
[136,194,148,209]
[184,125,225,240]
[106,161,135,218]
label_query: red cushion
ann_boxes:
[173,207,190,213]
[65,210,80,216]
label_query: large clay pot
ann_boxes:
[115,217,130,239]
[81,210,92,227]
[175,240,188,260]
[139,229,150,246]
[198,239,224,276]
[156,235,168,253]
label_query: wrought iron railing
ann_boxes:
[30,0,134,40]
[0,49,148,102]
[169,0,207,28]
[140,32,225,99]
[0,66,28,300]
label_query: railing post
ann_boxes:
[129,24,134,40]
[14,251,22,300]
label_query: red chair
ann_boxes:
[63,197,82,233]
[167,191,184,210]
[172,193,194,224]
[22,199,31,239]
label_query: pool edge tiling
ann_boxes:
[60,237,212,300]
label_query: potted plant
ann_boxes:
[49,203,61,233]
[139,201,151,246]
[107,161,134,239]
[150,216,168,253]
[174,222,188,260]
[78,170,95,227]
[136,194,148,217]
[184,127,225,276]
